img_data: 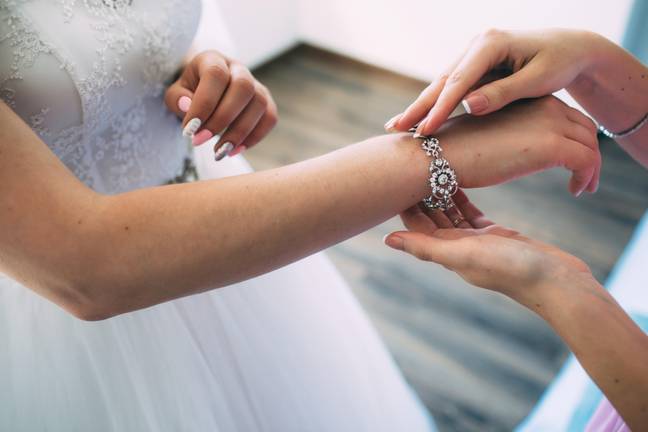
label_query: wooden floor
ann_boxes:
[247,44,648,432]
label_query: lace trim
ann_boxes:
[0,0,198,192]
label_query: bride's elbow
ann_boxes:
[59,277,122,321]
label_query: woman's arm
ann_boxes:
[386,193,648,429]
[538,274,648,429]
[0,96,597,320]
[390,29,648,168]
[567,32,648,166]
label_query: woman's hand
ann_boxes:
[165,50,278,159]
[434,96,600,195]
[384,189,593,308]
[385,192,648,430]
[386,29,604,136]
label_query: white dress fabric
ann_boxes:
[0,1,433,431]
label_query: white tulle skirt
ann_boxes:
[0,145,434,432]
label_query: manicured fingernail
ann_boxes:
[229,145,247,157]
[192,129,213,146]
[384,114,402,132]
[463,94,488,114]
[214,142,234,161]
[178,96,192,113]
[183,118,201,137]
[383,234,404,250]
[415,118,429,137]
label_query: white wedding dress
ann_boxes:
[0,1,434,431]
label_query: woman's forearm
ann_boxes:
[2,98,598,320]
[568,32,648,165]
[76,134,431,318]
[532,275,648,429]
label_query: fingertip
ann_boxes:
[192,129,213,146]
[570,180,587,198]
[384,114,403,132]
[421,116,440,135]
[461,99,472,115]
[178,95,192,113]
[463,93,489,115]
[383,233,405,251]
[229,144,247,157]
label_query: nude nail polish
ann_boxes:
[183,118,201,137]
[192,129,213,146]
[414,118,429,137]
[214,142,234,161]
[384,114,401,132]
[383,234,404,250]
[463,94,488,114]
[178,96,192,113]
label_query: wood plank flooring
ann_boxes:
[247,44,648,432]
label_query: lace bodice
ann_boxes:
[0,0,200,193]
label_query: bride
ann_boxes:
[0,0,599,430]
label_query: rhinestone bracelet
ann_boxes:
[597,112,648,139]
[410,129,459,211]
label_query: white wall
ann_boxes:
[196,0,299,67]
[297,0,634,81]
[199,0,634,81]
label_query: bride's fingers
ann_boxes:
[201,63,256,143]
[426,208,454,228]
[164,81,195,119]
[565,108,601,193]
[443,205,472,229]
[182,53,230,130]
[211,93,265,159]
[399,205,439,235]
[240,107,278,151]
[560,137,599,197]
[565,121,601,194]
[453,189,495,228]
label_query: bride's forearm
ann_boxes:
[79,134,430,318]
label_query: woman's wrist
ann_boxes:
[517,269,604,318]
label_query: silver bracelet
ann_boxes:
[410,128,459,211]
[597,112,648,139]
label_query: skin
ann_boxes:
[384,193,648,430]
[383,28,648,429]
[387,29,648,184]
[164,50,278,154]
[0,95,597,321]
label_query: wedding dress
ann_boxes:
[0,1,434,431]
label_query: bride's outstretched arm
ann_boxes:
[0,96,597,320]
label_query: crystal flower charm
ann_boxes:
[419,135,458,210]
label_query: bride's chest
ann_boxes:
[0,0,200,124]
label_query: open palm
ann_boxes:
[385,190,592,304]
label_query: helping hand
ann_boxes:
[386,29,603,136]
[384,190,594,308]
[165,50,278,158]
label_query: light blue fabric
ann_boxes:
[624,0,648,63]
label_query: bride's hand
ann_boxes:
[383,190,594,308]
[165,50,278,159]
[435,96,600,196]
